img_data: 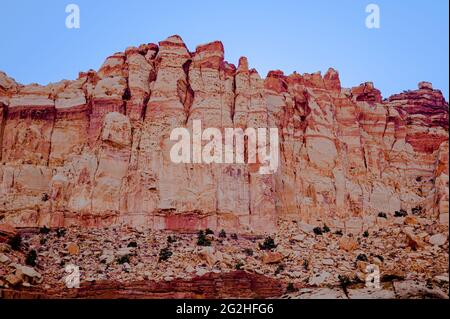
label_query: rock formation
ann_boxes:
[0,35,448,235]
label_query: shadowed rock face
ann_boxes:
[0,271,285,299]
[0,35,448,234]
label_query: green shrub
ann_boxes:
[394,209,407,217]
[127,241,138,248]
[378,212,387,219]
[363,230,369,238]
[205,228,214,235]
[286,282,297,293]
[56,228,66,238]
[274,264,285,275]
[41,193,50,202]
[39,226,50,234]
[313,227,323,235]
[197,230,212,246]
[159,247,173,262]
[322,224,330,233]
[259,236,277,250]
[235,261,244,270]
[26,250,37,266]
[356,254,368,262]
[117,255,130,264]
[338,274,351,291]
[218,229,227,238]
[8,234,22,251]
[167,235,177,244]
[303,259,309,270]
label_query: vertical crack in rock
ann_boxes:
[180,59,194,125]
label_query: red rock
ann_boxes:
[339,237,358,252]
[0,223,17,243]
[67,243,80,255]
[0,37,447,234]
[262,252,284,264]
[0,271,284,299]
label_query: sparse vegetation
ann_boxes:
[26,250,37,266]
[378,212,387,219]
[243,248,254,256]
[363,230,369,238]
[274,264,285,275]
[197,230,212,246]
[303,259,309,270]
[412,206,423,215]
[205,228,214,235]
[335,230,343,236]
[167,235,177,244]
[56,228,66,238]
[235,261,244,270]
[338,274,351,292]
[313,227,323,235]
[313,224,331,235]
[127,241,138,248]
[41,193,50,202]
[159,247,173,262]
[117,255,130,264]
[231,233,238,240]
[39,226,50,234]
[356,253,368,262]
[259,236,277,250]
[394,209,407,217]
[218,229,227,238]
[286,282,297,293]
[8,234,22,251]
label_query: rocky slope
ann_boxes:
[0,35,448,236]
[0,220,448,299]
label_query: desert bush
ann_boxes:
[235,261,244,270]
[26,250,37,266]
[378,212,387,219]
[394,209,407,217]
[117,255,130,264]
[197,230,212,246]
[127,241,138,248]
[8,234,22,251]
[218,229,227,238]
[159,247,173,262]
[259,236,277,250]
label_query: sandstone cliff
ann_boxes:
[0,35,448,234]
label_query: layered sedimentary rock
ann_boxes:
[0,36,448,234]
[0,271,284,299]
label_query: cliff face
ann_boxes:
[0,35,448,234]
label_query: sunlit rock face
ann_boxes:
[0,36,448,234]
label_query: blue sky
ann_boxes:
[0,0,448,99]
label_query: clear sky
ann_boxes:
[0,0,448,99]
